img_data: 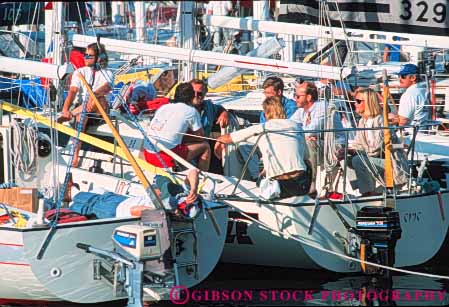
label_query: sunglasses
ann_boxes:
[399,74,410,79]
[84,54,95,59]
[355,99,364,104]
[294,93,306,99]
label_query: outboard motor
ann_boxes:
[355,206,402,277]
[77,209,175,307]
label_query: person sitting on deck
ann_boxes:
[190,78,230,172]
[348,88,409,196]
[57,42,114,167]
[143,82,211,171]
[217,96,310,199]
[123,80,170,115]
[290,81,346,196]
[238,76,298,181]
[67,169,202,219]
[388,64,430,128]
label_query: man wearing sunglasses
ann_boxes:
[291,81,346,196]
[190,79,230,172]
[390,64,429,127]
[190,79,229,137]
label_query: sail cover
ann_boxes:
[278,0,449,37]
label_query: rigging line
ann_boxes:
[323,2,344,68]
[12,2,23,27]
[76,2,86,35]
[84,2,98,38]
[224,203,449,280]
[53,79,91,218]
[20,3,40,61]
[334,0,354,64]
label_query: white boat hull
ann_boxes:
[214,175,449,272]
[0,205,227,303]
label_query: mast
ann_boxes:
[179,1,195,80]
[135,1,146,43]
[92,1,105,24]
[252,0,270,48]
[52,2,64,66]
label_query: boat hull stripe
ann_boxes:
[234,60,288,69]
[0,242,23,247]
[0,261,30,266]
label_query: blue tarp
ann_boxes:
[11,78,49,108]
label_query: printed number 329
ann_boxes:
[400,0,446,23]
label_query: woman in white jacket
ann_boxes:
[217,96,310,199]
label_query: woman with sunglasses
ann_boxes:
[58,42,114,167]
[348,88,408,196]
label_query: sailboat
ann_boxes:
[0,43,227,306]
[50,36,449,280]
[3,3,448,290]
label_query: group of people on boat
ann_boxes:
[58,41,430,202]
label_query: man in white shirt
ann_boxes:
[390,64,429,127]
[144,83,211,171]
[58,42,114,167]
[291,81,346,195]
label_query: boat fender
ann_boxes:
[45,208,88,224]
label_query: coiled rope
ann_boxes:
[10,120,38,180]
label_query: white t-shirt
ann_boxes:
[230,119,307,179]
[70,66,114,104]
[398,82,429,126]
[145,103,202,151]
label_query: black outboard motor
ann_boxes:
[355,206,402,277]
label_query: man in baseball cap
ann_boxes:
[390,64,429,126]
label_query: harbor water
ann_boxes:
[2,253,448,307]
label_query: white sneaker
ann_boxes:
[188,205,199,219]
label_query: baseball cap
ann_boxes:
[396,64,418,76]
